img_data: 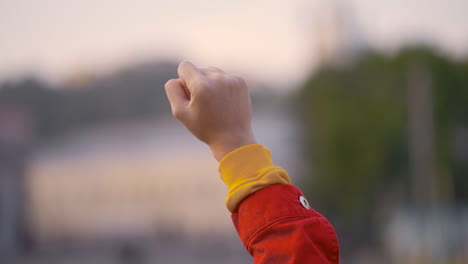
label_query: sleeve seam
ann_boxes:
[245,215,318,253]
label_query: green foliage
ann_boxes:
[299,46,468,221]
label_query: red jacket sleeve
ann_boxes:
[231,184,340,264]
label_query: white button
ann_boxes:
[299,196,311,210]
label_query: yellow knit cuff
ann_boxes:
[218,144,291,212]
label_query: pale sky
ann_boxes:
[1,0,467,88]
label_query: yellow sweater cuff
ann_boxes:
[218,144,292,212]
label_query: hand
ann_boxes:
[165,61,257,161]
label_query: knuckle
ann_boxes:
[192,75,208,88]
[208,66,223,73]
[210,72,227,83]
[231,75,246,85]
[232,75,245,82]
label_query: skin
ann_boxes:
[165,61,257,161]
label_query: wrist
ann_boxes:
[209,133,257,161]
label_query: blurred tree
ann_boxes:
[299,45,468,247]
[0,61,177,140]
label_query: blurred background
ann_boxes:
[0,0,467,263]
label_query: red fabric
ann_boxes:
[232,184,340,263]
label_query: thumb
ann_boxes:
[165,79,189,118]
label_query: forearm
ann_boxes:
[165,61,340,263]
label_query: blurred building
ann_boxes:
[24,103,300,248]
[384,207,468,264]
